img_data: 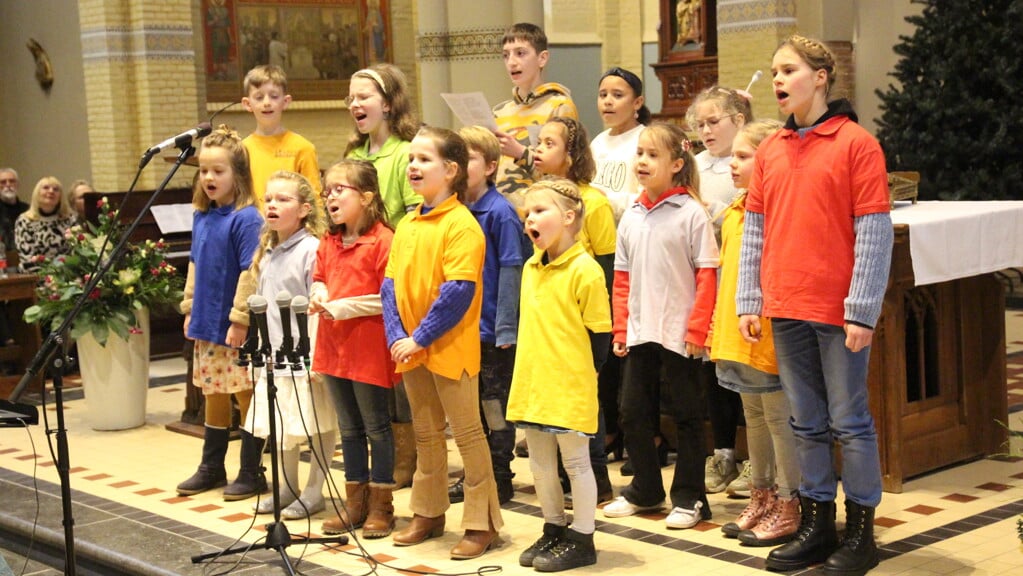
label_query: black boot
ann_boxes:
[176,426,229,495]
[533,528,596,572]
[824,500,879,576]
[519,522,566,567]
[765,495,838,571]
[222,430,267,501]
[496,475,514,505]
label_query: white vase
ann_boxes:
[76,309,150,431]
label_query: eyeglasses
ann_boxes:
[0,178,17,185]
[344,93,375,107]
[690,114,735,132]
[321,183,360,199]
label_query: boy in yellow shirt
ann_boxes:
[241,65,321,204]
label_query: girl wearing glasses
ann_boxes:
[310,159,400,538]
[685,86,753,499]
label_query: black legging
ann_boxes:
[702,361,744,449]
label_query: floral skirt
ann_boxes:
[243,367,338,449]
[192,339,252,395]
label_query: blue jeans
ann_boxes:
[480,343,516,479]
[771,319,882,507]
[324,374,394,484]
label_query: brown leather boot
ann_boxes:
[321,482,369,534]
[450,525,498,559]
[721,485,776,538]
[739,493,801,547]
[393,514,445,546]
[362,483,395,539]
[391,422,417,489]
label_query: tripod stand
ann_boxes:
[8,143,201,576]
[191,297,347,575]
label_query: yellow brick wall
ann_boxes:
[717,0,797,122]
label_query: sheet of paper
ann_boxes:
[150,204,194,235]
[440,92,499,131]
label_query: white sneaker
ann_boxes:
[602,496,663,518]
[705,453,738,493]
[280,494,326,519]
[726,460,752,498]
[666,501,706,529]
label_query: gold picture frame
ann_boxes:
[202,0,392,102]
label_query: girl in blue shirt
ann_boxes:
[176,125,265,501]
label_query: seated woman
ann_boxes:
[69,179,95,221]
[15,176,77,274]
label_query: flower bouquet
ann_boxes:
[23,196,184,346]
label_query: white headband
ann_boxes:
[354,69,387,96]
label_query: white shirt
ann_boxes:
[590,124,645,222]
[614,193,719,356]
[696,149,739,241]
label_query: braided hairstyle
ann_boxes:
[777,35,837,97]
[685,85,754,131]
[525,177,586,235]
[545,117,596,184]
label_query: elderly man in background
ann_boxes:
[0,167,27,348]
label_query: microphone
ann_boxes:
[142,122,213,159]
[275,290,294,365]
[248,294,271,360]
[745,70,763,93]
[291,295,310,363]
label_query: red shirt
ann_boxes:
[312,221,398,387]
[747,115,890,326]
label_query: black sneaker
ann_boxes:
[519,523,565,567]
[533,528,596,572]
[448,477,465,504]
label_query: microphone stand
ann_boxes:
[7,144,199,576]
[191,317,346,574]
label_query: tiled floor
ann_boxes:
[2,313,1023,575]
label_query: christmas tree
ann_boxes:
[874,0,1022,200]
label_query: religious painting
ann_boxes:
[202,0,392,102]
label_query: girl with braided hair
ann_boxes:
[507,178,611,571]
[532,115,617,504]
[737,34,891,575]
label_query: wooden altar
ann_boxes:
[870,203,1020,492]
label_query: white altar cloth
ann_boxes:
[889,201,1023,286]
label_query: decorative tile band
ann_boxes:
[718,0,796,26]
[417,28,503,62]
[719,17,797,34]
[81,25,195,62]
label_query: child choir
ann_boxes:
[185,26,887,576]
